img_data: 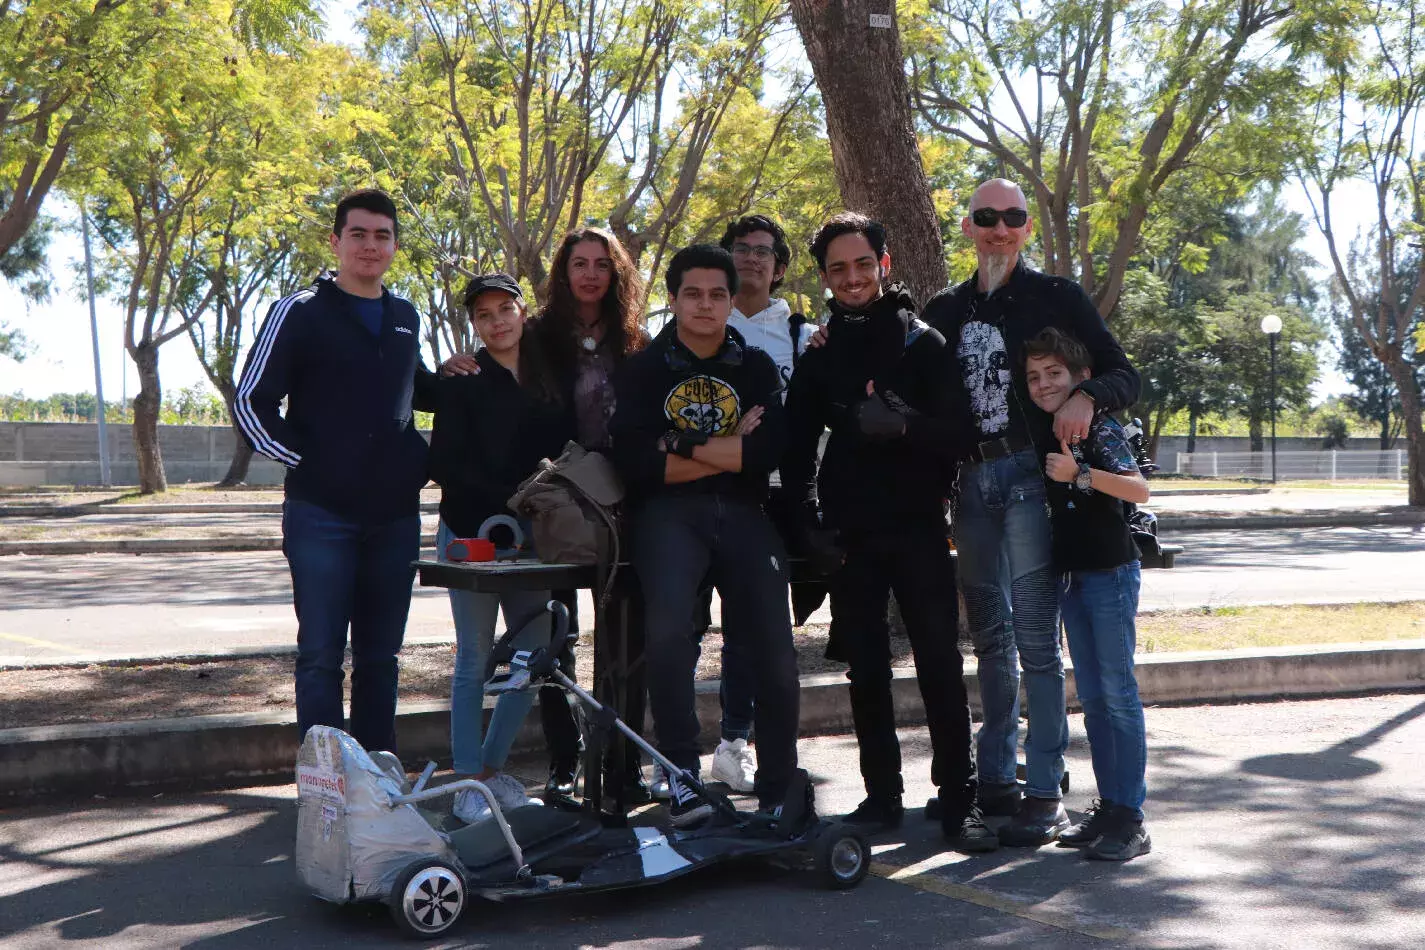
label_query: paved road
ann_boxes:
[2,524,1425,664]
[2,694,1422,949]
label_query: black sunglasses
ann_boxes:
[972,207,1029,228]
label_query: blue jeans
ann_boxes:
[437,520,550,775]
[1060,562,1147,818]
[693,586,754,742]
[283,498,420,753]
[954,447,1067,799]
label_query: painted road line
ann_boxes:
[870,859,1141,943]
[0,631,73,652]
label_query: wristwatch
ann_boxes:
[1074,462,1093,492]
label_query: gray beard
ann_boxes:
[979,253,1015,294]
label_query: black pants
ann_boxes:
[830,527,977,810]
[541,588,647,780]
[631,493,800,808]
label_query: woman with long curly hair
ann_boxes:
[535,227,650,450]
[533,228,653,811]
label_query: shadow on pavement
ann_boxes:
[0,785,1107,950]
[1241,696,1425,782]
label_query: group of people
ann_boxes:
[236,175,1153,867]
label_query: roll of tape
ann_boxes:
[477,514,526,552]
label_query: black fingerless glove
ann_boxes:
[662,428,709,458]
[854,391,907,441]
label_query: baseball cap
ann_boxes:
[461,272,523,309]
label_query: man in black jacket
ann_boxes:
[235,189,439,754]
[781,212,997,851]
[609,244,800,826]
[922,178,1141,847]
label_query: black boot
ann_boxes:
[998,796,1071,847]
[540,685,584,810]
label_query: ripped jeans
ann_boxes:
[953,447,1067,800]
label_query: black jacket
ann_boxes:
[235,275,438,524]
[781,284,966,534]
[610,322,785,505]
[427,346,576,539]
[924,261,1140,459]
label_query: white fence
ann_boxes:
[1175,450,1406,481]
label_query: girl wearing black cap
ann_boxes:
[428,274,574,824]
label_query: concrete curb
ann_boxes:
[1158,508,1425,532]
[4,640,1423,803]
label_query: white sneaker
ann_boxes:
[710,738,756,793]
[453,787,494,824]
[651,763,671,802]
[489,772,540,811]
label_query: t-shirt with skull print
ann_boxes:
[956,293,1029,444]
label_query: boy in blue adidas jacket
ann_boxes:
[235,189,439,754]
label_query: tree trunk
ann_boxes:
[129,344,167,494]
[788,1,948,305]
[219,435,255,488]
[1380,411,1392,451]
[1186,409,1198,454]
[1248,415,1263,454]
[217,383,254,487]
[1385,358,1425,506]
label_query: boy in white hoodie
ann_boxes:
[722,214,815,388]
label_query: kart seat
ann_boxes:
[448,804,590,871]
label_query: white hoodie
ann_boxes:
[727,298,815,398]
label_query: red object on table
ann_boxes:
[445,538,496,562]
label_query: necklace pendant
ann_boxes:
[580,335,598,352]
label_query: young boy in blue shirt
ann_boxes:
[1024,327,1152,861]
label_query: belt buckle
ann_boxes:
[975,437,1004,462]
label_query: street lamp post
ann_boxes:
[1261,314,1282,483]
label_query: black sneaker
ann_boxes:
[1058,799,1117,849]
[1085,806,1152,862]
[666,771,713,828]
[997,796,1070,847]
[943,805,1000,853]
[842,795,905,832]
[977,784,1024,818]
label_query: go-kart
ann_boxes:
[295,600,870,939]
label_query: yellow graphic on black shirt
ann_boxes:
[664,375,741,435]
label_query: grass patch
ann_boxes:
[1138,602,1425,654]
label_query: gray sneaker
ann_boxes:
[1058,799,1117,848]
[1085,806,1152,861]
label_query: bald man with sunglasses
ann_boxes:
[921,179,1140,847]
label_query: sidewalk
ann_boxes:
[3,693,1422,949]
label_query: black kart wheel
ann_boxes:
[389,858,466,939]
[813,825,870,890]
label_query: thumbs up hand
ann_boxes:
[1045,438,1079,483]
